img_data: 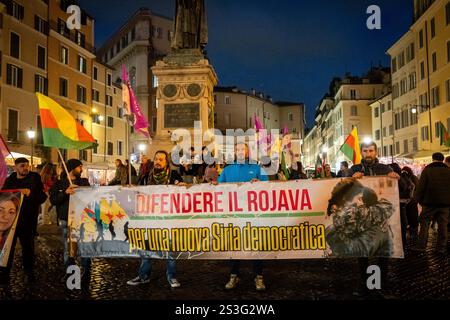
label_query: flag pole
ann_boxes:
[127,115,132,187]
[56,148,74,187]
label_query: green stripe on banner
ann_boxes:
[130,212,325,220]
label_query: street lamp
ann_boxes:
[27,128,36,170]
[138,144,146,163]
[138,143,146,153]
[98,115,104,122]
[363,137,372,145]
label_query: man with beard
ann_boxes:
[346,141,399,297]
[49,159,91,282]
[1,158,47,282]
[127,150,185,288]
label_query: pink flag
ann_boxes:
[254,114,263,131]
[121,65,150,138]
[0,135,11,189]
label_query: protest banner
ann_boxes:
[68,177,403,259]
[0,191,23,267]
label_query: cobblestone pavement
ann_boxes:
[0,224,449,300]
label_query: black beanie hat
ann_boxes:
[66,159,83,173]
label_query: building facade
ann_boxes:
[97,8,173,149]
[213,87,305,161]
[0,0,129,167]
[387,30,419,161]
[304,68,390,173]
[409,0,450,162]
[1,0,49,165]
[369,93,395,163]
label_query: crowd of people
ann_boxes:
[0,141,449,296]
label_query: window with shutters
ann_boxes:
[75,31,85,48]
[117,141,123,156]
[77,85,86,104]
[420,61,425,80]
[61,46,68,65]
[37,46,46,69]
[7,109,18,141]
[93,140,98,154]
[107,116,114,128]
[58,18,70,38]
[92,89,100,102]
[35,75,48,95]
[36,115,43,145]
[6,64,22,88]
[419,29,424,48]
[107,142,113,156]
[431,18,436,38]
[431,86,440,107]
[9,1,24,21]
[93,66,98,80]
[446,2,450,25]
[421,126,429,141]
[34,15,48,35]
[10,32,20,59]
[432,52,437,72]
[60,78,68,97]
[78,56,86,74]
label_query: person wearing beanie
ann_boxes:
[49,159,91,283]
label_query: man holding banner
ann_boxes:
[216,142,269,291]
[2,158,47,281]
[346,141,400,296]
[49,159,91,281]
[127,150,184,288]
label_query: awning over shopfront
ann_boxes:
[5,152,43,166]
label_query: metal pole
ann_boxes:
[30,138,34,170]
[127,116,132,186]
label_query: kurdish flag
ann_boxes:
[36,93,97,150]
[339,127,362,165]
[439,122,450,147]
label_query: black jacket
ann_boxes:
[49,175,90,221]
[414,162,450,207]
[347,159,393,177]
[2,172,47,233]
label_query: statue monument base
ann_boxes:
[149,49,218,157]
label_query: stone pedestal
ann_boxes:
[149,49,218,157]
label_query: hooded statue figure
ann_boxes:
[171,0,208,51]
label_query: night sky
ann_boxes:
[78,0,413,128]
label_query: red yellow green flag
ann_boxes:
[36,93,97,150]
[339,127,362,164]
[439,122,450,147]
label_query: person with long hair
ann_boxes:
[39,163,56,225]
[127,151,185,288]
[0,193,21,252]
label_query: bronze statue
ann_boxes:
[171,0,208,51]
